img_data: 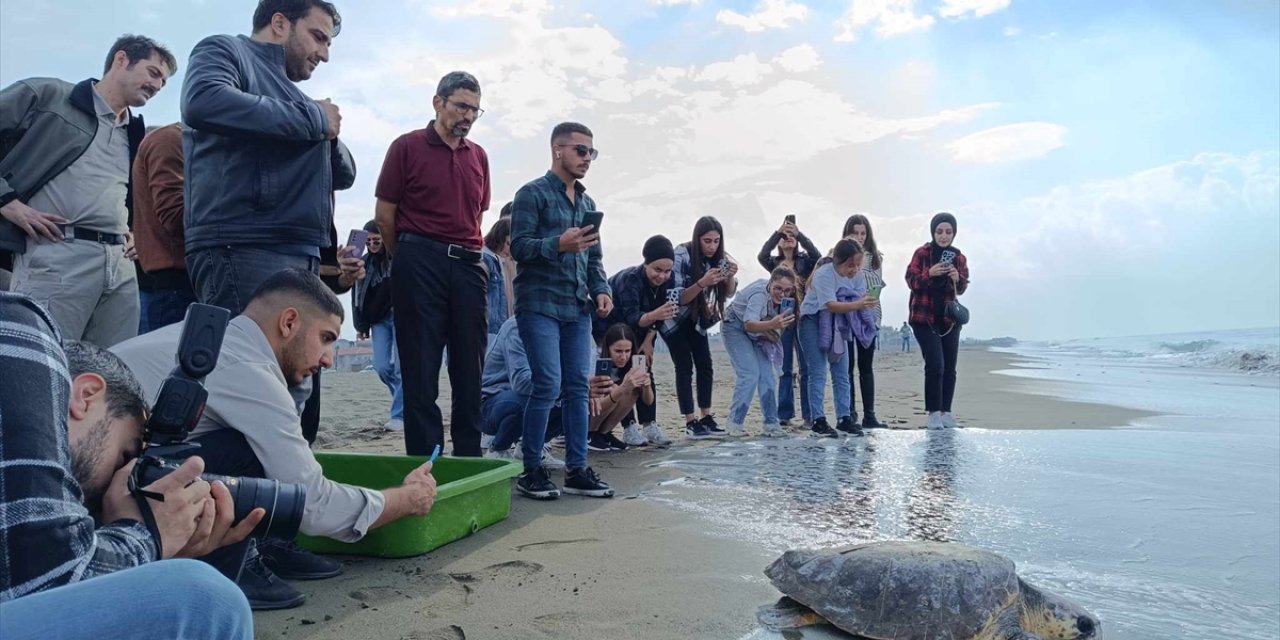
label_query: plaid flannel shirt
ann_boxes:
[905,243,969,331]
[0,292,157,602]
[510,171,610,322]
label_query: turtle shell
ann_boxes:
[764,541,1022,640]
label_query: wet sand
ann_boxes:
[257,347,1148,639]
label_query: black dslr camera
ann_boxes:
[129,304,306,547]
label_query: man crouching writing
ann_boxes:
[113,268,437,610]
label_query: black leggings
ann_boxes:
[911,323,961,413]
[847,337,877,416]
[664,321,713,417]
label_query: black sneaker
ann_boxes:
[861,413,888,429]
[517,466,561,500]
[239,554,306,611]
[835,416,864,436]
[700,415,726,434]
[602,432,629,451]
[587,433,612,452]
[563,467,614,498]
[779,418,792,427]
[259,538,343,581]
[810,418,839,438]
[685,420,714,440]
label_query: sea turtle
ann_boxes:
[757,541,1099,640]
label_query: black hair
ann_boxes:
[437,71,480,99]
[601,323,637,355]
[551,122,593,143]
[253,0,342,36]
[103,34,177,76]
[833,238,863,264]
[499,201,513,218]
[484,217,512,253]
[842,214,882,271]
[249,267,345,320]
[64,341,147,425]
[769,265,796,283]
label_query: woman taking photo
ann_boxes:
[797,239,877,438]
[671,216,738,439]
[843,214,887,429]
[905,212,969,429]
[721,266,797,438]
[758,216,820,428]
[588,324,654,451]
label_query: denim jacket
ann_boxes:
[482,247,509,334]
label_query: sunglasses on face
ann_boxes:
[556,143,599,160]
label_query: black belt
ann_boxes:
[397,232,481,263]
[60,225,125,245]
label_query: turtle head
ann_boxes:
[1018,579,1100,639]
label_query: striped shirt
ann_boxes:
[861,251,885,326]
[0,293,157,602]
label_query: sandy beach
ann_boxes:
[259,347,1148,639]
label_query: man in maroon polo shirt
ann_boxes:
[375,71,490,457]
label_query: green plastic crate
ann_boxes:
[296,453,521,558]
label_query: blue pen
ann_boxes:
[428,444,441,464]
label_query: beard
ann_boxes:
[70,416,112,515]
[281,333,312,386]
[283,32,313,81]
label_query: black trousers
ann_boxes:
[301,369,321,445]
[185,429,267,581]
[911,323,961,413]
[664,321,713,417]
[847,338,877,417]
[392,240,486,457]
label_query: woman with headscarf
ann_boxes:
[905,212,970,429]
[353,219,403,431]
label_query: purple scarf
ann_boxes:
[818,286,877,362]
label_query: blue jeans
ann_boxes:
[722,321,779,427]
[517,310,592,471]
[371,313,404,420]
[482,389,565,452]
[777,323,811,422]
[138,284,197,334]
[186,246,318,315]
[0,559,252,640]
[798,314,851,423]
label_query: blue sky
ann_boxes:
[3,0,1277,340]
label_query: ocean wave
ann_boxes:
[1157,339,1220,354]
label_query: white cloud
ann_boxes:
[946,122,1067,163]
[1003,26,1022,37]
[716,0,810,33]
[696,53,774,85]
[773,44,823,72]
[649,0,701,4]
[937,0,1012,19]
[834,0,936,42]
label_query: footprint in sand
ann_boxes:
[403,625,466,640]
[448,560,544,584]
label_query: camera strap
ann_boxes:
[127,473,166,559]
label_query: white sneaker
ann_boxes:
[486,447,518,460]
[941,413,959,429]
[927,412,944,430]
[541,444,565,469]
[382,418,404,431]
[726,422,747,437]
[480,433,495,450]
[762,423,788,438]
[623,424,649,446]
[550,435,566,448]
[642,422,673,447]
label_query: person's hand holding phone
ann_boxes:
[698,268,725,289]
[647,301,678,325]
[623,365,648,390]
[769,313,796,330]
[928,262,951,277]
[779,221,798,237]
[558,226,599,253]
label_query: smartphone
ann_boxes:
[595,358,615,377]
[780,298,796,315]
[666,287,682,305]
[867,284,883,299]
[581,210,603,234]
[939,249,956,266]
[718,258,730,275]
[632,355,646,371]
[347,229,369,259]
[784,214,796,225]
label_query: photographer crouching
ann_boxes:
[0,293,256,639]
[112,268,438,610]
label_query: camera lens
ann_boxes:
[210,474,307,540]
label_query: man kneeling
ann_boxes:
[113,268,437,610]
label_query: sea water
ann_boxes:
[647,328,1280,640]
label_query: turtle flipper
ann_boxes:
[756,596,831,630]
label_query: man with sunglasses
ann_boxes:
[375,71,491,458]
[509,122,613,499]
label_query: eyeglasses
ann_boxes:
[555,143,599,160]
[365,237,382,245]
[773,287,795,296]
[445,99,485,118]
